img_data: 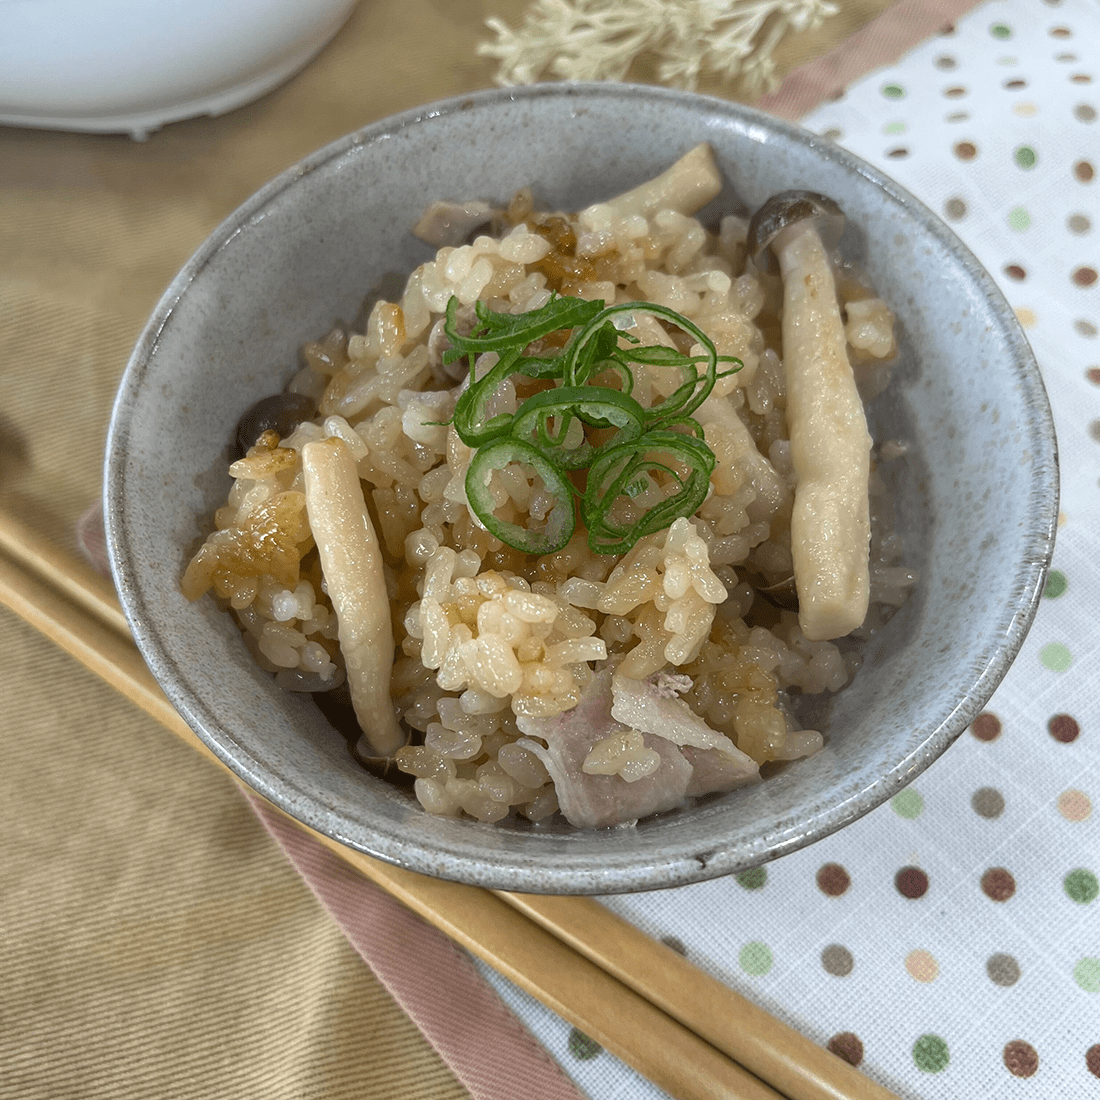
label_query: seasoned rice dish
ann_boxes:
[182,145,914,829]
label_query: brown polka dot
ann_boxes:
[940,23,956,35]
[1069,213,1092,233]
[817,863,851,896]
[972,712,1002,741]
[1074,267,1098,286]
[887,147,909,158]
[1088,367,1100,384]
[944,86,967,98]
[945,197,968,220]
[896,866,929,899]
[822,944,854,976]
[981,867,1016,901]
[935,55,957,70]
[1056,52,1078,62]
[1004,79,1027,90]
[1077,105,1098,122]
[1076,160,1095,182]
[955,141,978,159]
[1050,25,1072,37]
[828,1032,864,1066]
[1050,713,1080,742]
[1089,419,1100,443]
[1077,319,1099,337]
[1088,1044,1100,1077]
[1072,73,1093,84]
[987,952,1021,986]
[946,111,970,122]
[1005,263,1027,280]
[1004,1040,1039,1077]
[972,787,1005,818]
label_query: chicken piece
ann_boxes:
[517,668,692,828]
[611,671,760,794]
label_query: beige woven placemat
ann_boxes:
[0,2,896,1095]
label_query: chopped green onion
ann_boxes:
[452,346,525,447]
[583,429,716,555]
[443,293,740,556]
[562,301,718,424]
[511,386,648,468]
[464,438,576,554]
[443,294,604,365]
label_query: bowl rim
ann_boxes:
[104,81,1059,893]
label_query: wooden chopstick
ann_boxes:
[0,508,130,640]
[498,894,898,1100]
[306,827,785,1100]
[0,518,903,1100]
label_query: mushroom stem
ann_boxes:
[599,143,722,219]
[774,221,871,641]
[301,437,406,756]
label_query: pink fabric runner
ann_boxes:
[759,0,988,119]
[247,793,588,1100]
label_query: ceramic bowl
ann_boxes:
[104,84,1058,894]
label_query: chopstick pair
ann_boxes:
[0,508,900,1100]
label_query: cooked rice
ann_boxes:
[182,171,915,827]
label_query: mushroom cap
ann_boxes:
[747,190,845,275]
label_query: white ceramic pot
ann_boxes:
[0,0,359,138]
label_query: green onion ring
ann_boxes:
[464,437,576,555]
[583,429,715,555]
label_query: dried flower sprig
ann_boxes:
[478,0,838,97]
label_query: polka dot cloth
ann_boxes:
[469,2,1098,1096]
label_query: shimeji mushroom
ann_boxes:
[301,436,406,757]
[601,142,722,219]
[748,191,871,642]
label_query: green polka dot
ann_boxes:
[568,1028,603,1060]
[882,84,905,100]
[1043,570,1068,598]
[1008,207,1032,231]
[1064,868,1099,904]
[884,121,907,134]
[1015,146,1038,169]
[1041,642,1073,671]
[913,1034,950,1073]
[737,867,768,890]
[1074,957,1100,992]
[739,942,773,976]
[892,789,924,819]
[990,23,1013,39]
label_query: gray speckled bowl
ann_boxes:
[104,83,1057,894]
